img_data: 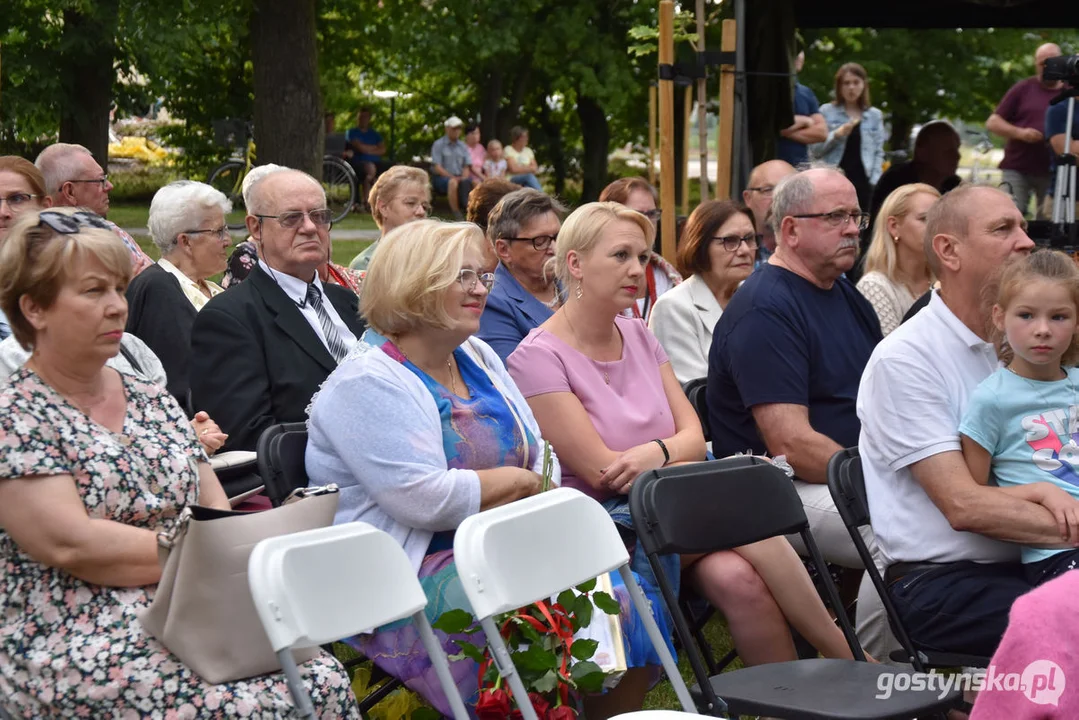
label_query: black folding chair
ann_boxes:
[681,377,711,443]
[253,422,404,716]
[630,457,962,719]
[827,447,992,671]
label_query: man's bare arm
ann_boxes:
[751,403,842,484]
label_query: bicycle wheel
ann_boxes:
[208,160,249,230]
[322,156,357,224]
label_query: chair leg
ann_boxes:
[278,648,316,719]
[480,617,540,720]
[414,611,470,720]
[679,600,721,675]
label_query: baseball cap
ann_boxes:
[444,116,464,128]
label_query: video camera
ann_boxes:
[1044,54,1079,86]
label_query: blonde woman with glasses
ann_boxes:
[347,165,431,272]
[856,183,940,335]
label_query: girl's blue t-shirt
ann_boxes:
[960,366,1079,563]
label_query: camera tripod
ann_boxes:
[1050,92,1077,248]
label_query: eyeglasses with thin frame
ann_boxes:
[37,210,111,234]
[504,234,557,251]
[458,269,495,293]
[254,209,333,228]
[746,185,775,197]
[398,197,432,215]
[641,209,661,222]
[67,175,109,191]
[0,193,38,210]
[791,210,870,231]
[713,232,762,252]
[183,225,231,240]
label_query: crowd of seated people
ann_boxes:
[5,96,1079,719]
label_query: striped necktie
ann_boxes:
[305,284,349,363]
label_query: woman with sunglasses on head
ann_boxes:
[598,177,682,323]
[648,200,758,384]
[0,207,360,717]
[478,188,567,362]
[306,219,560,717]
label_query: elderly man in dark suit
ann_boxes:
[190,167,365,451]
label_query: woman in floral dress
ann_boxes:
[0,208,359,718]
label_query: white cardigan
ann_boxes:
[305,335,559,571]
[647,274,724,384]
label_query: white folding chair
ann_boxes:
[453,487,698,720]
[248,523,469,720]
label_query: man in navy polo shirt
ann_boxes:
[707,167,889,655]
[776,51,827,167]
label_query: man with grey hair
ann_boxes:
[858,185,1047,658]
[478,188,566,362]
[124,180,232,404]
[707,167,890,656]
[189,168,366,451]
[34,142,154,275]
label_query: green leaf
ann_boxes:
[575,578,597,593]
[532,669,559,693]
[431,608,476,635]
[516,619,544,646]
[570,660,607,693]
[592,591,620,616]
[556,589,577,610]
[454,640,487,664]
[514,643,559,672]
[573,594,594,629]
[570,638,599,661]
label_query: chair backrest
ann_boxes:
[681,378,710,443]
[256,422,310,507]
[454,487,630,620]
[630,456,808,556]
[826,446,871,530]
[248,523,428,652]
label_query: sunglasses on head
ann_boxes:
[37,210,111,235]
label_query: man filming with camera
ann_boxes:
[1044,52,1079,222]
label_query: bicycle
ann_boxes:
[208,120,358,230]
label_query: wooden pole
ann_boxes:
[716,18,737,200]
[658,0,676,260]
[695,0,709,202]
[681,88,691,216]
[648,85,657,186]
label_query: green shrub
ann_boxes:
[107,164,182,203]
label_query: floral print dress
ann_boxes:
[0,368,359,718]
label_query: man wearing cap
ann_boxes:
[431,116,474,219]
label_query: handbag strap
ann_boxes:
[461,339,530,469]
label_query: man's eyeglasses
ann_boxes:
[746,185,776,197]
[505,234,557,251]
[183,225,231,239]
[792,210,870,231]
[458,269,495,293]
[67,175,109,190]
[255,209,333,228]
[641,209,661,222]
[713,233,762,252]
[0,193,38,209]
[38,210,111,234]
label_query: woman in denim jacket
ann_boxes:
[811,62,885,211]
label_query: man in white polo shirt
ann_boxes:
[857,184,1078,658]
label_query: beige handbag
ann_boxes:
[138,485,340,683]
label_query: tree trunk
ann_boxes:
[577,93,609,203]
[479,68,504,142]
[537,99,566,196]
[497,62,534,143]
[58,0,119,166]
[250,0,323,178]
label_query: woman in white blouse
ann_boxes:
[856,183,939,335]
[648,200,757,383]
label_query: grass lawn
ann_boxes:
[110,201,380,237]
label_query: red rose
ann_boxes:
[509,710,524,720]
[527,693,551,717]
[476,688,511,719]
[547,705,577,720]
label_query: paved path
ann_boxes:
[122,228,380,241]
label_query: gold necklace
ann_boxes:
[395,340,458,395]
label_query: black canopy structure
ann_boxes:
[728,0,1079,193]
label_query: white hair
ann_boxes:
[147,181,233,255]
[244,166,324,216]
[34,143,94,197]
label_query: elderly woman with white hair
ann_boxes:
[125,180,231,409]
[223,164,364,293]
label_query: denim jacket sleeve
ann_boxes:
[862,108,886,185]
[810,103,849,162]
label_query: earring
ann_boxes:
[892,235,899,243]
[575,283,583,300]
